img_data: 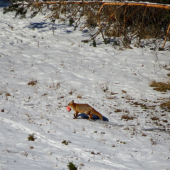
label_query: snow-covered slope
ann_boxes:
[0,2,170,170]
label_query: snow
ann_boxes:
[0,1,170,170]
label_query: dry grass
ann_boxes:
[4,1,170,49]
[69,89,75,95]
[115,109,122,113]
[150,138,157,145]
[77,94,82,99]
[150,81,170,92]
[151,116,160,121]
[121,114,134,120]
[124,0,170,4]
[28,80,37,86]
[62,140,70,145]
[106,95,115,99]
[28,134,36,141]
[121,90,127,93]
[160,100,170,112]
[131,101,148,109]
[142,133,147,137]
[5,92,11,96]
[162,119,168,123]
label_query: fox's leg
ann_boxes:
[86,111,93,120]
[74,112,79,119]
[88,113,93,120]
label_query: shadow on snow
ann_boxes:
[26,22,73,33]
[77,113,109,121]
[26,22,56,30]
[0,0,10,8]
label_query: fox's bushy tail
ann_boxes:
[92,109,103,120]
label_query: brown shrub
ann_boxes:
[150,81,170,92]
[121,114,134,120]
[151,116,160,121]
[160,100,170,112]
[28,80,37,86]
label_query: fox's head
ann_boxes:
[68,100,74,108]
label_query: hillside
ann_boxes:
[0,1,170,169]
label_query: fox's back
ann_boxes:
[76,104,91,112]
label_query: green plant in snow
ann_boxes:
[67,162,77,170]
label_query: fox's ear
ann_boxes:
[71,100,74,104]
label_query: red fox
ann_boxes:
[68,100,103,120]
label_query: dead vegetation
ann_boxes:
[5,92,11,96]
[125,0,170,4]
[130,101,148,109]
[121,114,135,120]
[151,116,160,121]
[115,109,122,113]
[150,81,170,92]
[160,100,170,112]
[77,94,82,99]
[28,80,37,86]
[106,95,115,100]
[3,1,170,49]
[62,140,70,145]
[28,134,36,141]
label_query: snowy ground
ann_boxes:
[0,1,170,170]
